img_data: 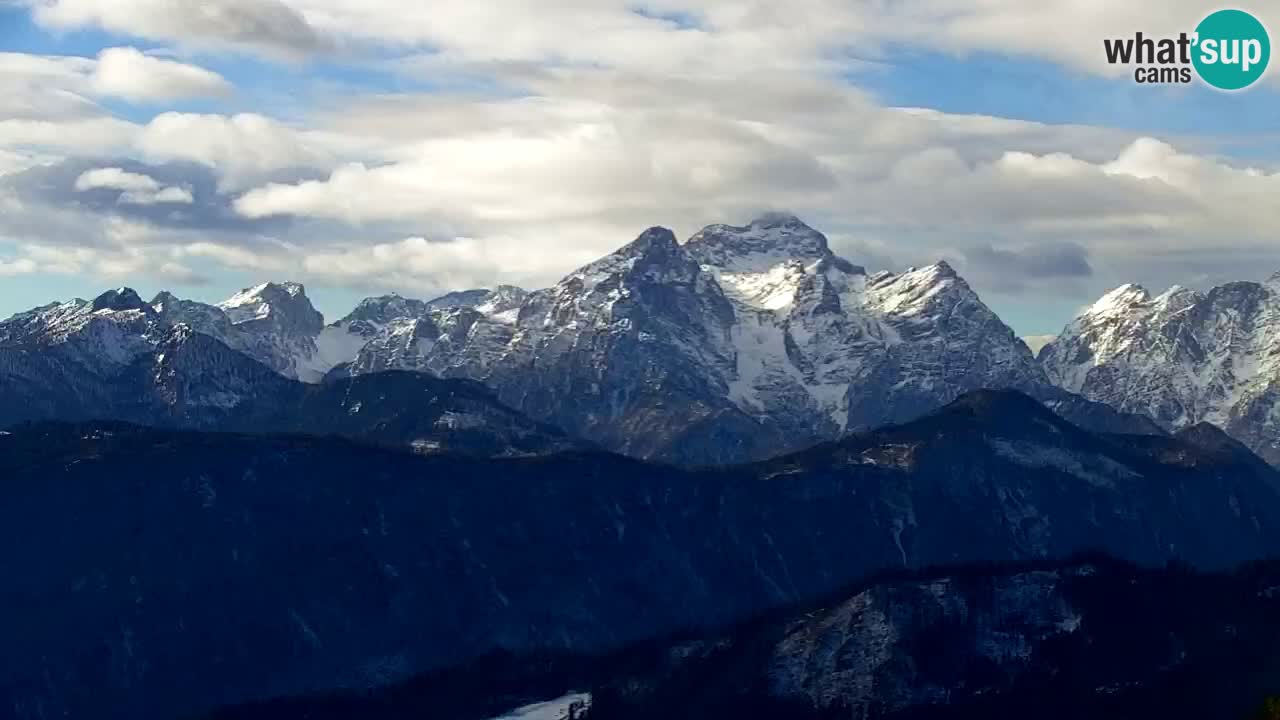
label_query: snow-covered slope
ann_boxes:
[684,215,1049,434]
[488,693,591,720]
[215,282,326,381]
[317,287,528,380]
[1040,277,1280,462]
[428,284,529,323]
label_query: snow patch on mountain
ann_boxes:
[487,692,591,720]
[988,438,1136,488]
[217,282,310,325]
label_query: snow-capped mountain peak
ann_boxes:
[685,213,854,274]
[306,284,537,383]
[207,282,327,380]
[1083,283,1150,318]
[866,262,968,318]
[580,226,688,281]
[344,294,431,327]
[472,285,529,322]
[91,287,151,314]
[686,215,855,313]
[425,285,529,323]
[1040,275,1280,462]
[217,282,322,332]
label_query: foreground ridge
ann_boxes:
[3,389,1278,718]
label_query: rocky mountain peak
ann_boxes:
[482,284,529,307]
[345,294,430,325]
[425,285,529,321]
[91,287,150,314]
[624,226,682,259]
[930,259,958,278]
[686,214,836,273]
[148,291,179,311]
[425,289,490,310]
[864,262,977,319]
[1176,421,1252,453]
[1085,283,1151,318]
[1151,284,1204,312]
[567,226,700,291]
[217,282,324,335]
[924,388,1071,435]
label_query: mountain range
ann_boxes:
[6,390,1280,719]
[9,214,1280,718]
[1,214,1172,463]
[0,315,575,459]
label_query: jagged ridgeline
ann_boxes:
[1042,279,1280,465]
[4,390,1280,718]
[0,215,1158,464]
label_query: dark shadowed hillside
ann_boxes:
[2,390,1279,718]
[205,556,1280,720]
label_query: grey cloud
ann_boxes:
[33,0,329,57]
[959,241,1093,294]
[1,158,318,240]
[195,0,328,54]
[966,241,1093,279]
[1090,242,1280,298]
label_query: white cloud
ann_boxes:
[136,112,337,190]
[4,0,1280,324]
[0,47,230,167]
[75,167,161,192]
[121,185,195,205]
[74,166,194,205]
[30,0,326,56]
[0,51,99,121]
[0,149,41,177]
[176,241,292,271]
[301,234,591,293]
[0,47,230,108]
[30,0,1265,79]
[91,47,232,101]
[0,117,137,155]
[3,240,205,282]
[0,257,37,276]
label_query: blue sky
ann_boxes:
[2,1,1279,335]
[859,48,1280,154]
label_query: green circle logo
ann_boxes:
[1192,9,1271,90]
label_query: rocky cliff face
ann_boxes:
[1040,277,1280,463]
